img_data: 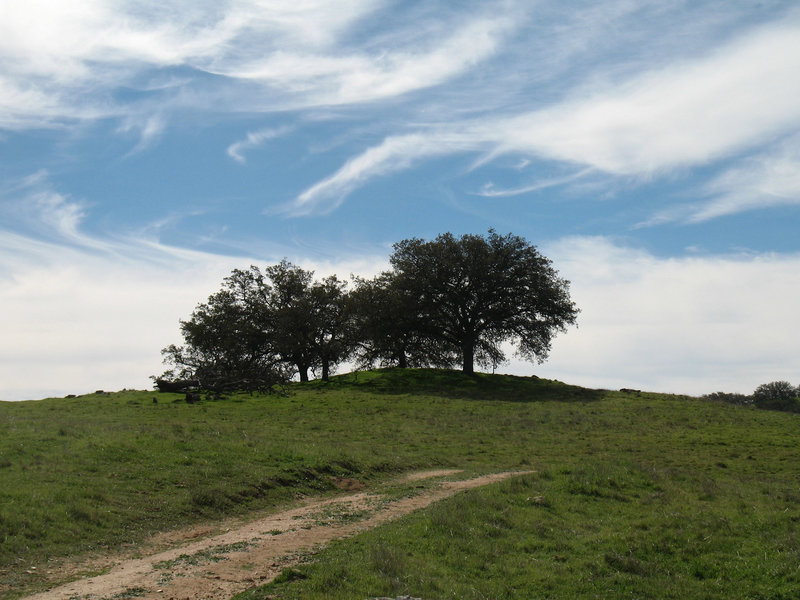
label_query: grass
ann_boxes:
[1,368,799,598]
[236,468,800,599]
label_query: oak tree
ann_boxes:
[388,230,578,374]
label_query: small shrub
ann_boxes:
[702,391,751,406]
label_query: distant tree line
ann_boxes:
[156,231,579,392]
[704,381,800,413]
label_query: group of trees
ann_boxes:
[157,231,579,392]
[704,381,800,413]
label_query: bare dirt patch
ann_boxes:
[18,470,531,600]
[393,468,464,483]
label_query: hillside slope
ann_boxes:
[2,369,799,598]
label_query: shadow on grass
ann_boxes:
[303,368,605,403]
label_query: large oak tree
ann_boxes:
[388,230,578,374]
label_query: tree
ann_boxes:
[350,273,458,370]
[159,261,355,388]
[264,261,355,382]
[308,274,353,381]
[752,381,799,412]
[388,230,579,375]
[264,261,319,382]
[159,267,288,392]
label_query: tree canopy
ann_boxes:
[159,262,354,389]
[159,266,287,392]
[157,231,579,388]
[752,381,800,412]
[388,230,579,374]
[349,272,458,370]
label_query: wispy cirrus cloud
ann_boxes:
[0,0,514,132]
[476,168,595,198]
[284,131,483,216]
[692,136,800,222]
[287,13,800,216]
[220,11,515,106]
[640,134,800,226]
[227,125,293,164]
[1,171,93,246]
[500,20,800,175]
[117,113,167,155]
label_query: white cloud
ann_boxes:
[692,135,800,222]
[523,237,800,395]
[0,234,242,401]
[1,174,92,244]
[0,0,511,129]
[476,168,594,197]
[287,132,480,215]
[116,113,167,154]
[0,226,389,401]
[0,173,390,400]
[222,12,513,105]
[639,134,800,225]
[499,20,800,174]
[288,15,800,215]
[227,125,293,164]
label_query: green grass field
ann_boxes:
[2,368,799,598]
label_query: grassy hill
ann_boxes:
[1,368,799,598]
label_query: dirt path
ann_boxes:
[21,470,530,600]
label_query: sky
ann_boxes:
[2,0,800,401]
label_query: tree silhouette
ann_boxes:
[388,230,578,375]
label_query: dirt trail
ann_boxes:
[21,470,530,600]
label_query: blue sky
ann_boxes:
[2,0,799,400]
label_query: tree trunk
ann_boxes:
[322,360,330,381]
[461,342,474,375]
[397,349,408,369]
[297,364,309,382]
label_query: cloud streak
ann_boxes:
[227,125,293,164]
[503,20,800,175]
[0,0,514,130]
[288,14,800,215]
[692,135,800,222]
[220,10,514,105]
[286,132,481,215]
[476,168,595,198]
